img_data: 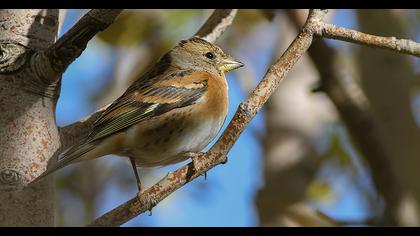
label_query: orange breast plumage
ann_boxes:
[124,74,228,167]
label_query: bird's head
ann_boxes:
[169,37,244,75]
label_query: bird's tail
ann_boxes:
[32,140,97,183]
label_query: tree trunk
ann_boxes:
[0,9,60,226]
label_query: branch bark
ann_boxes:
[59,105,109,151]
[286,9,402,226]
[31,9,122,84]
[312,20,420,58]
[0,9,60,226]
[0,9,123,226]
[256,10,335,226]
[195,9,238,43]
[56,9,420,226]
[88,9,327,227]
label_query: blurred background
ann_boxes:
[54,9,420,226]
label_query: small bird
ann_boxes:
[35,36,244,192]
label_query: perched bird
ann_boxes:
[35,37,244,192]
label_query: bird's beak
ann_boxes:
[219,57,244,72]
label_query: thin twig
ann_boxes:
[316,22,420,58]
[31,9,122,83]
[195,9,238,43]
[88,9,328,227]
[286,9,402,226]
[59,105,109,151]
[288,9,420,58]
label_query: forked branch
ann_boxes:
[58,8,420,227]
[31,9,122,84]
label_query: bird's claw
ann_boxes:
[221,156,228,164]
[136,193,156,217]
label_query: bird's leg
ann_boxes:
[179,151,210,180]
[130,157,143,193]
[203,172,207,180]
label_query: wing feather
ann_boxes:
[86,69,208,142]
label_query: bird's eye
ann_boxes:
[205,52,215,59]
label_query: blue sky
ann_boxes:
[56,9,375,226]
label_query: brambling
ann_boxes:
[35,37,244,192]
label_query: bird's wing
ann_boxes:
[86,69,209,142]
[31,69,209,182]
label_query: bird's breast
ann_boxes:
[124,82,228,167]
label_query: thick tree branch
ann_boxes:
[59,105,109,151]
[88,9,327,227]
[59,9,238,151]
[59,8,420,227]
[31,9,122,84]
[314,21,420,58]
[195,9,237,43]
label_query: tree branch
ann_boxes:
[31,9,122,84]
[286,9,402,225]
[195,9,238,43]
[88,9,327,227]
[59,105,109,151]
[59,9,238,152]
[314,21,420,58]
[56,8,420,227]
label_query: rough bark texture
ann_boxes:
[256,11,337,226]
[287,9,404,226]
[316,22,420,58]
[195,9,238,43]
[59,105,108,151]
[88,9,328,227]
[36,9,122,82]
[0,9,60,226]
[0,9,122,226]
[2,9,419,226]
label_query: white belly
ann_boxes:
[124,107,226,167]
[175,117,223,153]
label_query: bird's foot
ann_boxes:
[136,183,143,195]
[136,192,157,216]
[181,151,204,159]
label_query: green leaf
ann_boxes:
[306,180,335,205]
